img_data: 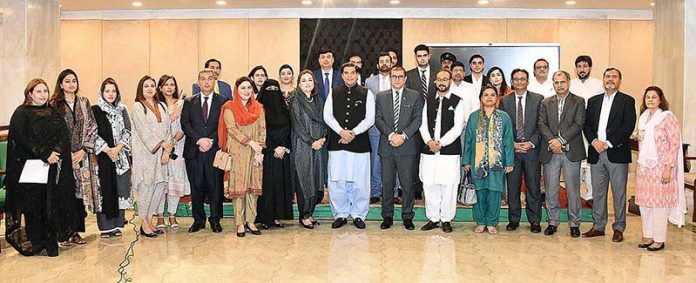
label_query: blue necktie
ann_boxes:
[324,73,330,97]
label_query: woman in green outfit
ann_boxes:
[462,84,515,235]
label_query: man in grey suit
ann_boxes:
[498,69,544,233]
[374,66,424,230]
[365,51,397,204]
[538,70,587,238]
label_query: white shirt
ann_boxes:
[418,65,431,93]
[528,77,555,98]
[450,80,479,124]
[471,73,484,96]
[596,92,616,148]
[322,69,335,98]
[570,77,603,107]
[323,86,376,137]
[419,91,466,148]
[378,74,391,92]
[199,92,213,119]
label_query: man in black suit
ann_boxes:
[498,68,544,233]
[374,66,424,230]
[314,47,344,101]
[463,54,489,96]
[405,44,437,99]
[581,68,636,243]
[181,68,229,233]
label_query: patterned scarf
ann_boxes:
[96,96,132,175]
[474,109,504,179]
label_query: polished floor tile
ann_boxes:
[1,213,695,283]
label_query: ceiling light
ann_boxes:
[389,0,400,4]
[565,1,576,5]
[216,0,227,5]
[478,0,490,5]
[302,0,313,5]
[132,1,143,7]
[650,2,655,6]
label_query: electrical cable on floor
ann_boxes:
[117,213,139,283]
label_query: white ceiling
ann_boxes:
[60,0,655,11]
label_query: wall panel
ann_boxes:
[150,20,199,95]
[198,19,249,85]
[61,20,102,103]
[102,20,150,106]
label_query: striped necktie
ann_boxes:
[516,95,524,141]
[420,70,427,97]
[393,90,400,131]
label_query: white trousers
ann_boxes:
[328,180,370,219]
[639,206,670,243]
[157,194,181,216]
[581,161,593,200]
[423,183,458,222]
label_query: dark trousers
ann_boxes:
[506,152,542,224]
[185,151,223,224]
[380,154,417,220]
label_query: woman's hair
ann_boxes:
[51,69,80,113]
[486,66,509,95]
[479,84,499,100]
[155,74,180,101]
[296,69,319,97]
[24,78,49,105]
[640,86,670,113]
[100,77,122,106]
[135,75,158,114]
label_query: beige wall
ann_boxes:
[402,19,654,102]
[60,19,300,106]
[60,18,653,111]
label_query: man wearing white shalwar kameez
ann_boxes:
[323,62,376,229]
[419,70,466,233]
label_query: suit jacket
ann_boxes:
[364,73,386,96]
[537,92,587,163]
[180,92,229,160]
[404,66,437,99]
[498,91,544,161]
[463,74,489,86]
[583,91,636,164]
[374,88,424,157]
[192,80,232,100]
[314,69,343,101]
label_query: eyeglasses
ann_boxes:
[512,77,528,82]
[390,75,406,81]
[436,78,450,82]
[535,65,549,70]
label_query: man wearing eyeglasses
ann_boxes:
[528,58,555,98]
[373,66,423,230]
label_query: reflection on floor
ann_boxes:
[1,213,695,282]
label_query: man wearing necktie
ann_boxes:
[498,69,544,233]
[181,68,229,233]
[313,47,344,101]
[374,66,423,230]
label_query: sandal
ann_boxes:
[487,226,498,235]
[169,216,179,230]
[100,233,112,239]
[156,215,166,230]
[59,241,73,247]
[474,225,486,234]
[70,234,87,245]
[112,230,123,237]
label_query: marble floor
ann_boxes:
[1,213,695,283]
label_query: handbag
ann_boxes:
[458,169,477,205]
[213,150,232,171]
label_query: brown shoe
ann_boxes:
[612,230,624,242]
[582,228,605,238]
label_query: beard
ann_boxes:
[437,84,450,93]
[578,71,590,79]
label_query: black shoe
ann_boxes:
[380,217,393,229]
[530,223,542,233]
[638,241,655,249]
[506,222,519,231]
[570,227,581,238]
[647,243,665,251]
[312,220,320,225]
[140,226,158,238]
[354,218,366,229]
[273,221,285,228]
[259,223,270,230]
[421,221,439,231]
[299,219,315,229]
[442,222,453,233]
[188,222,205,233]
[211,222,223,233]
[369,197,380,204]
[246,225,262,235]
[403,219,415,230]
[332,218,348,229]
[544,225,557,236]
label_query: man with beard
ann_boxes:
[440,52,457,72]
[365,51,399,204]
[464,54,489,96]
[450,61,479,119]
[569,55,604,207]
[323,62,376,229]
[387,48,400,67]
[419,70,466,233]
[349,54,365,86]
[528,58,555,98]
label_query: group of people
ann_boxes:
[3,44,686,257]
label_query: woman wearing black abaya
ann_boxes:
[255,79,294,229]
[5,79,80,257]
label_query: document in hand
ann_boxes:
[19,159,50,184]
